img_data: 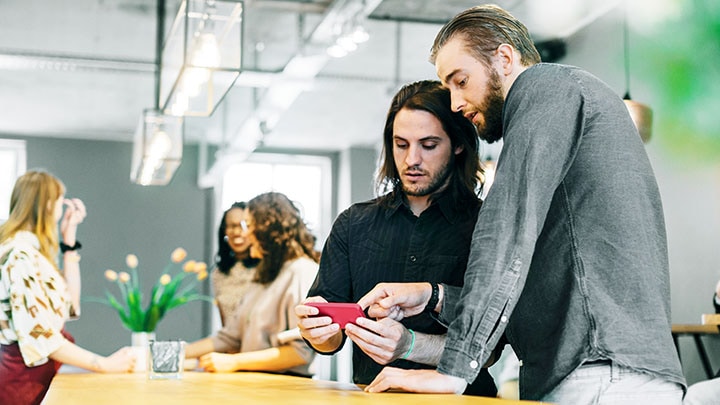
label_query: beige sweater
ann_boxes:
[212,256,318,376]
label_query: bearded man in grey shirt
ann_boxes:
[358,5,686,404]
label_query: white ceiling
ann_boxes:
[0,0,622,154]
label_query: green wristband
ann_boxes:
[402,329,416,360]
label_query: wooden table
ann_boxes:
[672,322,720,379]
[44,371,541,404]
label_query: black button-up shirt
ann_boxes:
[308,190,496,396]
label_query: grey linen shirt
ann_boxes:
[437,63,686,400]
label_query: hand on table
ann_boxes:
[198,352,237,372]
[345,317,413,365]
[101,346,136,373]
[365,367,467,394]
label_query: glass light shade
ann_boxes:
[623,99,653,143]
[160,0,243,117]
[130,109,184,186]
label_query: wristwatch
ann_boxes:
[424,282,440,313]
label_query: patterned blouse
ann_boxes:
[210,261,257,325]
[0,231,73,366]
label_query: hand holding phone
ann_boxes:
[306,302,366,329]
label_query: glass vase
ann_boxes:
[130,331,156,373]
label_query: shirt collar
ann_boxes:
[385,189,464,224]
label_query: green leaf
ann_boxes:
[144,304,162,332]
[167,293,214,311]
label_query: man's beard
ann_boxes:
[476,69,505,144]
[403,159,454,197]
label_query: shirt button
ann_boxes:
[469,360,479,369]
[409,255,417,262]
[500,315,508,323]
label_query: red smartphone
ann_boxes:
[306,302,366,329]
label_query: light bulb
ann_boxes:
[171,92,189,116]
[147,130,172,161]
[351,26,369,43]
[336,36,358,52]
[327,44,348,58]
[191,32,221,69]
[181,67,207,97]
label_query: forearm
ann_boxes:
[49,340,105,372]
[406,332,445,366]
[62,251,82,313]
[229,345,307,372]
[185,337,215,359]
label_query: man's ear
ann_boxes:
[495,43,515,75]
[454,145,464,155]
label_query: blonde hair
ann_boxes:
[0,170,65,262]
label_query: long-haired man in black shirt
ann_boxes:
[295,80,499,396]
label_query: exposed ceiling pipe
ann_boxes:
[0,49,155,74]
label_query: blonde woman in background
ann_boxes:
[0,170,135,405]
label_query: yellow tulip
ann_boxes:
[159,274,172,285]
[195,262,207,273]
[171,247,187,263]
[104,269,118,281]
[197,269,208,281]
[183,260,197,272]
[125,254,138,269]
[118,272,131,283]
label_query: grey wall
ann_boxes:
[348,146,378,203]
[9,135,212,354]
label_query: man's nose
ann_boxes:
[451,91,465,113]
[406,144,422,166]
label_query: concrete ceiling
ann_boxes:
[0,0,621,154]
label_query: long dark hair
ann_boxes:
[248,192,320,285]
[215,201,259,275]
[376,80,483,206]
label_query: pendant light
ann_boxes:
[622,6,652,143]
[130,0,184,186]
[159,0,244,117]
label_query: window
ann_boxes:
[0,139,27,222]
[220,153,333,246]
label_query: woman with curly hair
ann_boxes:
[186,192,319,377]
